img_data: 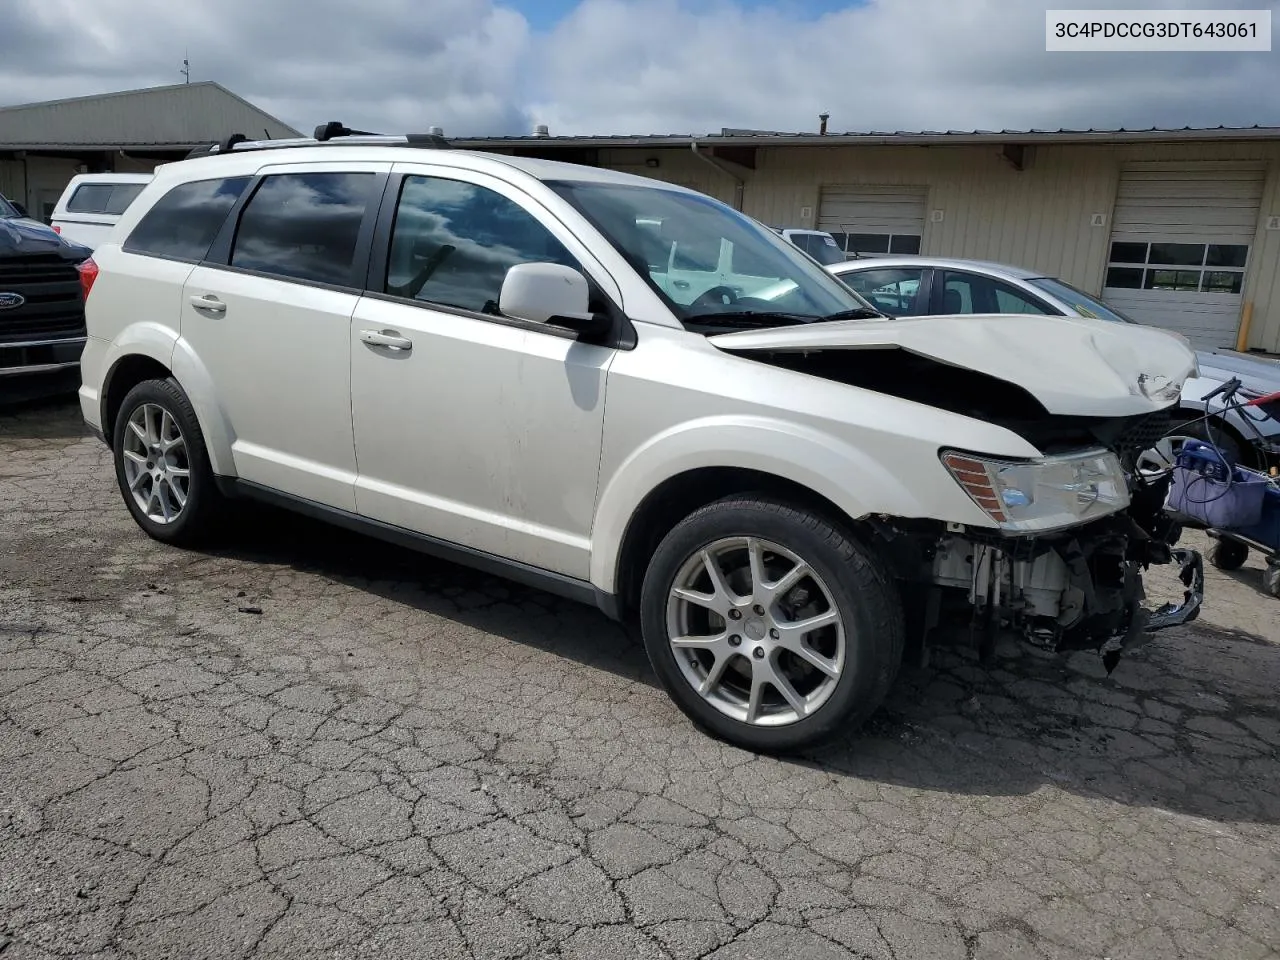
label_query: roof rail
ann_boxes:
[184,122,450,159]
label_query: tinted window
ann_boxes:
[386,175,578,313]
[124,177,251,261]
[940,272,977,313]
[67,184,113,213]
[839,267,924,316]
[991,280,1050,314]
[889,234,921,255]
[67,182,147,215]
[231,173,375,286]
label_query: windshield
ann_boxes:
[1028,276,1136,324]
[0,195,18,219]
[548,181,876,327]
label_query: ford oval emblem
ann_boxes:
[0,292,26,311]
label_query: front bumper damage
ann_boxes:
[923,514,1204,673]
[1101,546,1203,673]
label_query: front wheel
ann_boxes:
[112,378,224,546]
[639,497,904,754]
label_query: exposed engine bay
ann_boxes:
[725,340,1206,671]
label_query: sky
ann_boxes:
[1,0,1277,139]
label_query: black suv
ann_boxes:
[0,193,93,398]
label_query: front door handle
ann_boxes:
[360,329,413,351]
[189,294,226,314]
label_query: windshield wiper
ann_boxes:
[820,307,886,321]
[682,310,815,329]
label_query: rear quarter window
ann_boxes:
[123,177,252,262]
[67,182,148,216]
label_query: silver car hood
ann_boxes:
[711,313,1199,417]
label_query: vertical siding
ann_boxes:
[739,143,1119,293]
[0,160,22,201]
[599,148,736,205]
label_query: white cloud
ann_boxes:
[530,0,1280,135]
[1,0,1277,138]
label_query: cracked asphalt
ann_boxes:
[2,396,1278,960]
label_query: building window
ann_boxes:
[1104,241,1248,294]
[828,232,921,257]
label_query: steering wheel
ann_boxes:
[690,285,740,310]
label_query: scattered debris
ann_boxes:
[237,606,263,615]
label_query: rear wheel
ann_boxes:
[112,378,224,546]
[639,497,903,754]
[1208,537,1249,572]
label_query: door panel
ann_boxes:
[350,298,612,577]
[182,266,361,508]
[349,170,617,578]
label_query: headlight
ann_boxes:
[941,448,1130,532]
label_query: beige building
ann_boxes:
[461,128,1280,355]
[0,82,299,222]
[4,81,1278,353]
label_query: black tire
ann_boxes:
[1208,536,1249,572]
[639,496,904,754]
[112,378,224,546]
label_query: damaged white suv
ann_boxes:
[78,127,1203,753]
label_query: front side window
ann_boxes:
[550,180,874,326]
[0,195,17,219]
[231,173,376,286]
[68,183,147,216]
[385,175,578,313]
[837,267,924,316]
[124,177,251,262]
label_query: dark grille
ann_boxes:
[1114,409,1174,452]
[0,254,86,344]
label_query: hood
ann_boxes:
[0,217,91,261]
[711,313,1198,418]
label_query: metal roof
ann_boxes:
[455,124,1280,149]
[0,82,302,151]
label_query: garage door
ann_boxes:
[818,185,927,257]
[1102,164,1264,348]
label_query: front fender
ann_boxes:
[588,414,994,593]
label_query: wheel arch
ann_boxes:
[99,332,236,476]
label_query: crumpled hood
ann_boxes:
[0,217,90,260]
[711,312,1198,417]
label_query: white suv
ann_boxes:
[78,127,1204,753]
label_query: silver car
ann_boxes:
[828,256,1280,469]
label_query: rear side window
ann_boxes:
[124,177,251,262]
[66,182,147,216]
[230,173,376,287]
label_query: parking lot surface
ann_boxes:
[2,398,1278,960]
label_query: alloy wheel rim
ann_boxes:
[665,536,846,727]
[121,403,190,525]
[1136,435,1194,478]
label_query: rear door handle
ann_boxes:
[189,294,226,314]
[360,329,413,351]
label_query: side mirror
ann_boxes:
[499,262,611,340]
[12,202,28,218]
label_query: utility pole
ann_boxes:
[180,53,190,84]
